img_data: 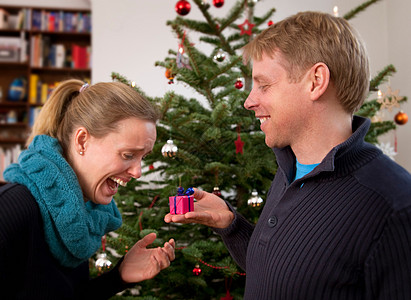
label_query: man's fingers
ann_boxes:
[138,232,157,248]
[193,187,205,200]
[163,240,175,261]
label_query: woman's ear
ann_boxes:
[309,62,330,101]
[74,127,89,155]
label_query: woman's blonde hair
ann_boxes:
[27,79,159,153]
[243,11,370,114]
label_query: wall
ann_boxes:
[2,0,410,172]
[386,0,411,172]
[0,0,90,9]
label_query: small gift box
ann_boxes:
[169,187,194,215]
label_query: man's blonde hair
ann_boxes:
[243,11,370,114]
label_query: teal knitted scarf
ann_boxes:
[4,135,122,268]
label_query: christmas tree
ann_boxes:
[95,0,407,299]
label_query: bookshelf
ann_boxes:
[0,5,91,179]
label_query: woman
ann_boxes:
[0,79,175,299]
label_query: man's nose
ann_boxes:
[244,90,257,110]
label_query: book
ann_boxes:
[72,44,89,69]
[29,74,39,104]
[16,9,24,30]
[32,9,42,30]
[42,35,51,66]
[48,12,55,32]
[55,44,65,68]
[29,106,42,127]
[0,8,9,29]
[0,145,20,181]
[30,34,42,67]
[41,83,48,104]
[23,8,31,30]
[0,147,4,181]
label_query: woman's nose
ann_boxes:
[128,162,142,179]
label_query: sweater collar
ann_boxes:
[274,116,382,183]
[4,135,122,268]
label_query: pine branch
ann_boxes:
[253,8,276,26]
[343,0,381,20]
[214,0,246,31]
[365,121,396,144]
[170,17,214,35]
[111,72,150,99]
[356,99,380,117]
[369,64,396,91]
[192,0,221,33]
[194,0,251,80]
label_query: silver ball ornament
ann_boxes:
[161,139,178,158]
[95,253,112,273]
[214,49,226,62]
[247,190,263,207]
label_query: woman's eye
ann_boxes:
[123,153,134,160]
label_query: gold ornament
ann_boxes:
[377,86,404,111]
[394,110,408,125]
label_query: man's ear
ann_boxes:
[74,127,89,155]
[309,62,330,101]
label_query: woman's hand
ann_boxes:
[119,233,175,283]
[164,188,234,229]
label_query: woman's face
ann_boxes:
[71,117,156,205]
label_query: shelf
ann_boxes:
[30,30,90,36]
[0,137,26,144]
[0,61,29,67]
[0,122,27,127]
[0,101,27,108]
[0,4,92,150]
[31,66,91,72]
[0,30,92,36]
[0,29,26,35]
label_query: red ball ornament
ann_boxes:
[235,79,243,89]
[212,186,222,197]
[268,20,274,26]
[394,111,408,125]
[213,0,224,8]
[193,264,202,276]
[175,0,191,16]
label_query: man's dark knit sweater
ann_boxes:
[215,116,411,299]
[0,183,131,299]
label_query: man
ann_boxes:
[165,11,411,299]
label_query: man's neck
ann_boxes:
[291,114,353,165]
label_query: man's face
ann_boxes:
[244,51,309,149]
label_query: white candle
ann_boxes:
[333,6,339,17]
